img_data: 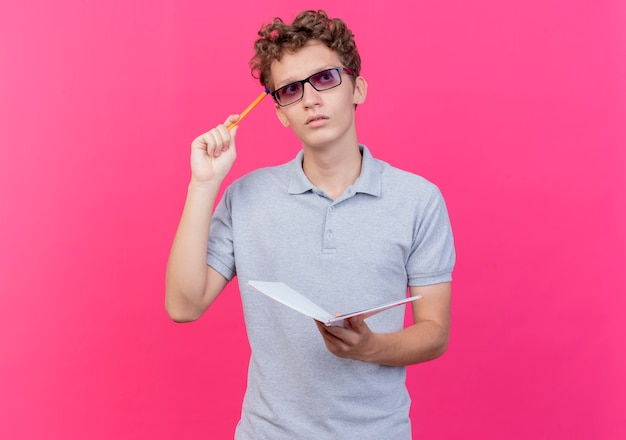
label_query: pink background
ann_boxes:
[1,0,625,438]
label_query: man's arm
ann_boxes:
[315,282,451,366]
[165,115,240,322]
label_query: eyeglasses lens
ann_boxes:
[275,68,343,106]
[310,69,341,90]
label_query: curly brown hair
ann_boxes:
[250,10,361,92]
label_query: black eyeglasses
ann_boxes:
[271,67,355,107]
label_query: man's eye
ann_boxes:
[283,84,301,95]
[316,71,336,83]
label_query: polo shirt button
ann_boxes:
[326,230,333,238]
[329,206,335,212]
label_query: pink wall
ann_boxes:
[1,0,624,438]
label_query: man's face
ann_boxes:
[270,41,366,149]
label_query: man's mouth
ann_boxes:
[306,115,328,125]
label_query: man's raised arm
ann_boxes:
[165,115,240,322]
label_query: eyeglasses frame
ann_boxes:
[271,66,355,107]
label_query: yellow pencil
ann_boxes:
[228,88,270,130]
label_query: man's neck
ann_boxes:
[301,142,362,200]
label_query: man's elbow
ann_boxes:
[164,295,204,323]
[432,335,449,359]
[430,327,450,360]
[166,308,201,323]
[415,324,449,363]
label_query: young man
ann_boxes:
[166,10,455,439]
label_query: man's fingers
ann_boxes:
[347,316,366,330]
[224,114,240,127]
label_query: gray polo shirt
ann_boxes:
[207,145,455,439]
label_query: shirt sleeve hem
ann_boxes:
[207,253,235,281]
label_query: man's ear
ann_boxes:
[353,76,368,105]
[275,105,291,127]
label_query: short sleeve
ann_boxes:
[406,186,456,286]
[206,187,237,281]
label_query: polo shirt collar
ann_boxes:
[287,145,382,197]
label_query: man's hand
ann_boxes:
[190,114,240,184]
[314,283,451,366]
[314,316,379,362]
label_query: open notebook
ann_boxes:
[247,280,421,327]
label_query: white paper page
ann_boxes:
[247,281,334,323]
[247,281,422,326]
[327,295,422,324]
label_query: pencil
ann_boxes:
[227,88,270,130]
